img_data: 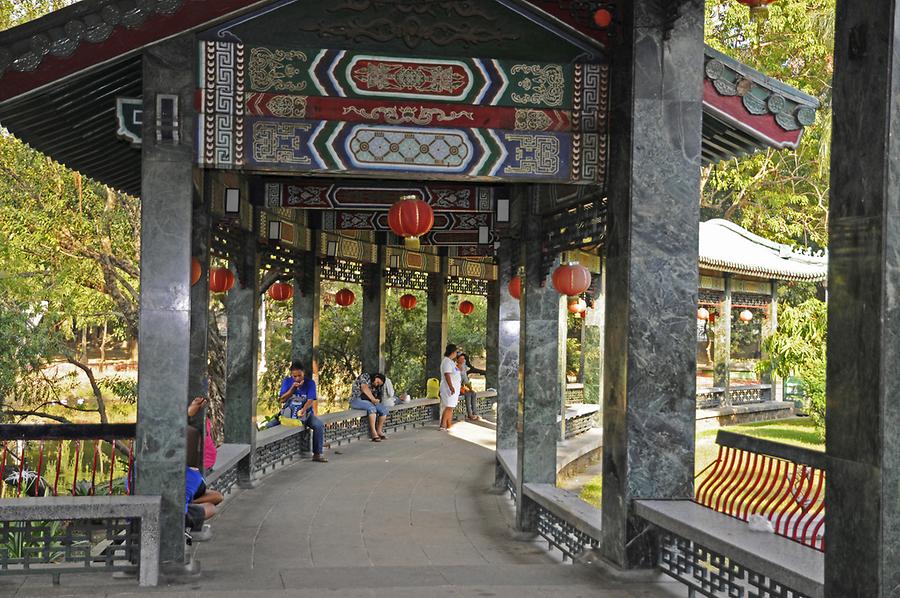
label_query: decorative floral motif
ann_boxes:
[342,105,474,125]
[511,64,564,107]
[249,47,308,92]
[266,95,308,118]
[514,109,554,131]
[350,60,468,97]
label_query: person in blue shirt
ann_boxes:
[279,360,328,463]
[184,466,223,530]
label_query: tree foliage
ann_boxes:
[703,0,834,249]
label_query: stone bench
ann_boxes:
[0,495,161,587]
[635,499,823,598]
[206,443,250,495]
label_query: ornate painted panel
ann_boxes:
[197,41,607,185]
[322,211,491,232]
[260,180,494,212]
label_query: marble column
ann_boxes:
[188,175,211,472]
[516,186,565,530]
[134,35,196,566]
[225,230,259,485]
[582,265,605,405]
[425,268,448,384]
[496,235,520,454]
[557,293,568,441]
[292,251,320,375]
[826,0,900,593]
[599,0,703,569]
[713,275,732,402]
[485,278,500,392]
[361,249,386,373]
[760,280,777,388]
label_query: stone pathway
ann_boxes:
[3,423,685,598]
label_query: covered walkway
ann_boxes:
[3,424,681,598]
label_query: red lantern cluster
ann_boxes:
[399,293,417,310]
[335,288,355,307]
[191,257,202,286]
[552,263,592,297]
[735,0,777,20]
[459,300,475,316]
[388,195,434,250]
[209,267,235,294]
[508,275,522,300]
[268,281,294,302]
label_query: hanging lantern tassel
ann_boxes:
[404,236,421,251]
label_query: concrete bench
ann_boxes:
[636,499,823,598]
[0,495,161,587]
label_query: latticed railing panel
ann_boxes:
[659,531,812,598]
[534,506,599,562]
[0,518,140,576]
[253,433,305,476]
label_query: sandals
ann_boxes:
[371,436,381,442]
[379,434,387,440]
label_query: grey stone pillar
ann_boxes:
[827,0,900,593]
[485,278,500,391]
[557,296,568,441]
[361,249,386,373]
[496,237,520,454]
[582,266,604,405]
[425,268,448,384]
[599,0,702,569]
[760,280,777,390]
[225,230,259,485]
[135,36,196,566]
[189,177,211,472]
[516,187,565,530]
[292,251,320,375]
[713,275,732,403]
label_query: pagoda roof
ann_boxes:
[0,0,821,195]
[699,219,827,283]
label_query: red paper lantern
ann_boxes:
[567,298,587,314]
[191,257,202,286]
[268,281,294,302]
[739,309,754,323]
[459,300,475,316]
[593,8,613,28]
[209,267,235,293]
[735,0,777,19]
[697,307,710,321]
[335,288,355,307]
[388,195,434,250]
[508,275,522,300]
[399,293,417,310]
[552,263,592,297]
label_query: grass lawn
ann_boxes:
[578,417,824,508]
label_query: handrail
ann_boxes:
[715,430,826,470]
[0,423,136,440]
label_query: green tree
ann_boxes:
[384,288,427,397]
[758,298,827,434]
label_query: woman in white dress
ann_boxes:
[439,343,461,430]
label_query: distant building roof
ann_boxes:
[699,219,827,283]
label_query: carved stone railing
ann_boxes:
[696,384,772,409]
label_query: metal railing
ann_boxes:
[695,430,825,551]
[0,424,135,499]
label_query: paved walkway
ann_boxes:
[3,423,685,598]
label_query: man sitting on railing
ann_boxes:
[279,361,328,463]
